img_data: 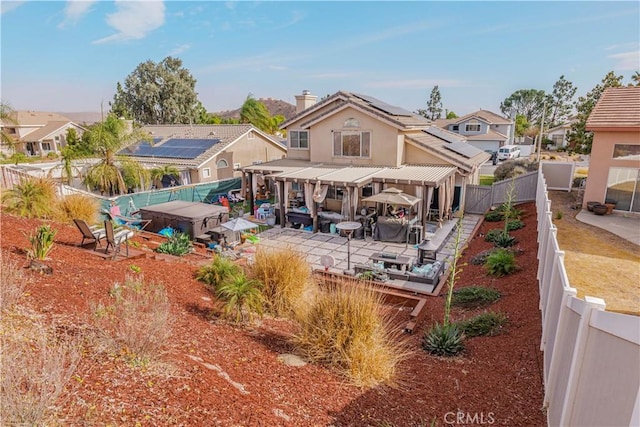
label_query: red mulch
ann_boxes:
[0,202,545,426]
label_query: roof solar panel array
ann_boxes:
[352,93,414,117]
[120,138,220,159]
[443,141,484,159]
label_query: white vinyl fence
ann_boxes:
[537,170,640,427]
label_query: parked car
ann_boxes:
[497,145,521,161]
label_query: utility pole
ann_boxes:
[537,100,546,163]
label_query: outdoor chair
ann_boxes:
[73,219,106,249]
[104,220,134,260]
[103,204,151,231]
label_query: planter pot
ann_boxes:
[266,216,276,226]
[605,203,616,215]
[593,204,608,215]
[586,201,599,212]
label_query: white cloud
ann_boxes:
[168,44,190,56]
[366,79,467,89]
[608,50,640,71]
[58,0,96,28]
[1,1,24,15]
[93,1,165,44]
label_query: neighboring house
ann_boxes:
[119,124,286,186]
[545,116,577,149]
[0,111,85,157]
[242,90,489,230]
[583,87,640,212]
[435,110,513,152]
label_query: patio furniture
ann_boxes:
[104,204,151,231]
[368,253,413,274]
[104,220,134,259]
[73,219,106,249]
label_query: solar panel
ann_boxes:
[423,127,466,144]
[119,138,220,159]
[443,142,484,159]
[352,93,414,117]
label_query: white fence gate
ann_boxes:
[537,170,640,427]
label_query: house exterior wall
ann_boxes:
[547,127,569,147]
[404,143,450,165]
[583,130,640,210]
[450,118,489,136]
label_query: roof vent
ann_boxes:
[302,90,311,95]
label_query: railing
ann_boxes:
[536,169,640,427]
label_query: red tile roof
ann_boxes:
[586,87,640,130]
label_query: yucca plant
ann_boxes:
[215,274,263,323]
[155,232,192,256]
[422,322,465,356]
[196,255,242,292]
[1,177,57,219]
[25,225,57,260]
[493,232,517,248]
[506,219,525,231]
[484,248,518,277]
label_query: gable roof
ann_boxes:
[120,124,285,168]
[586,87,640,130]
[464,129,508,141]
[19,121,83,142]
[406,130,490,173]
[452,109,511,125]
[281,91,432,130]
[1,111,72,127]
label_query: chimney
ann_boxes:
[295,90,317,113]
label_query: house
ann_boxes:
[241,90,490,232]
[118,124,286,186]
[435,109,513,152]
[545,116,577,149]
[582,87,640,212]
[0,111,85,157]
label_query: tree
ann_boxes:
[566,71,623,153]
[500,89,547,125]
[514,114,529,137]
[446,111,458,119]
[83,114,151,195]
[240,94,272,133]
[546,75,577,128]
[112,57,200,125]
[426,86,443,120]
[631,71,640,87]
[150,165,180,187]
[1,101,18,153]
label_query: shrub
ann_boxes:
[457,311,507,337]
[555,211,563,220]
[484,210,503,222]
[25,225,57,260]
[484,248,518,277]
[294,282,410,388]
[1,177,57,219]
[572,176,586,188]
[506,219,525,231]
[54,194,99,225]
[452,286,501,308]
[0,258,28,311]
[197,255,242,292]
[484,229,505,243]
[422,322,465,357]
[216,274,263,323]
[155,232,192,256]
[249,247,313,317]
[469,249,495,265]
[91,276,171,361]
[1,313,80,425]
[493,232,517,248]
[494,159,538,182]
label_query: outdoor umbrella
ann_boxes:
[361,187,420,207]
[221,217,259,242]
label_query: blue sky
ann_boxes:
[1,1,639,116]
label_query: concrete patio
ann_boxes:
[576,210,640,246]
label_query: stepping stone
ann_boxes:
[277,353,307,367]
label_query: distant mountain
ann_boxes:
[212,98,296,121]
[57,112,103,125]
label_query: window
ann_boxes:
[333,131,371,157]
[289,130,309,149]
[613,144,640,160]
[41,142,51,151]
[216,159,229,168]
[54,135,60,141]
[552,135,564,145]
[233,162,241,170]
[326,185,344,200]
[202,168,211,178]
[606,167,640,212]
[465,120,481,132]
[451,125,459,132]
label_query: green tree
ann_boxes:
[83,114,151,195]
[446,111,458,119]
[500,89,547,126]
[631,71,640,87]
[1,102,18,153]
[150,165,180,187]
[546,75,577,127]
[240,94,272,133]
[109,82,132,119]
[566,71,624,153]
[514,114,529,137]
[113,57,200,125]
[426,85,443,120]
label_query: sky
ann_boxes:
[1,1,639,116]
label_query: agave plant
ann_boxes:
[422,322,465,357]
[155,232,192,256]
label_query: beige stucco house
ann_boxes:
[582,87,640,212]
[435,110,513,152]
[0,111,85,157]
[119,124,286,186]
[242,90,489,232]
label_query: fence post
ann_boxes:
[558,296,606,426]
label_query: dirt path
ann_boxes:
[548,190,640,315]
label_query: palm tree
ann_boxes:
[150,165,180,188]
[83,114,150,195]
[0,101,19,154]
[216,274,263,323]
[1,177,57,219]
[240,94,272,133]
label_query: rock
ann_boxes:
[277,353,307,367]
[28,260,53,275]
